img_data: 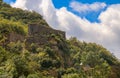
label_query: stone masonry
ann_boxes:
[26,24,66,45]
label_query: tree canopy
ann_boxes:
[0,1,120,78]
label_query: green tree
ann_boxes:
[27,74,39,78]
[12,55,29,77]
[62,73,79,78]
[40,58,53,68]
[80,51,111,78]
[0,46,7,63]
[7,41,23,53]
[0,59,18,78]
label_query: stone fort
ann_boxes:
[26,24,66,45]
[5,24,65,46]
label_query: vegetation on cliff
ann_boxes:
[0,1,120,78]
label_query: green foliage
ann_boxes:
[62,73,80,78]
[80,51,111,78]
[40,58,53,68]
[0,0,10,8]
[29,43,38,53]
[0,2,120,78]
[0,2,48,26]
[27,61,39,73]
[12,55,29,77]
[0,46,7,63]
[7,41,23,53]
[66,67,76,74]
[0,18,27,35]
[52,59,61,68]
[68,37,120,78]
[5,59,18,77]
[27,74,39,78]
[44,47,55,58]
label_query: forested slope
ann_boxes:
[0,1,120,78]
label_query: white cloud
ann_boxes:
[11,0,120,58]
[11,0,26,9]
[12,0,60,29]
[70,1,107,13]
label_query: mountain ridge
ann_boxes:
[0,1,120,78]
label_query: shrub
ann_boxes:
[27,74,39,78]
[62,73,79,78]
[40,58,53,68]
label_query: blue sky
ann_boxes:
[52,0,120,8]
[4,0,15,3]
[4,0,120,5]
[52,0,120,22]
[4,0,120,22]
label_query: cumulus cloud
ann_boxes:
[11,0,120,58]
[70,1,107,13]
[11,0,26,9]
[12,0,60,29]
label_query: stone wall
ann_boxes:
[6,24,66,47]
[26,24,66,46]
[8,32,25,42]
[28,24,65,39]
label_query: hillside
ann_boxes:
[0,1,120,78]
[0,0,48,26]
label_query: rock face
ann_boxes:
[0,32,25,47]
[26,24,66,45]
[28,24,65,38]
[9,32,25,42]
[4,24,65,47]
